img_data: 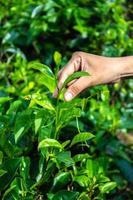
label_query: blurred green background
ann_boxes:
[0,0,133,200]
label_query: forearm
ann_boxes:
[120,56,133,78]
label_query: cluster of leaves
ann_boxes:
[0,0,133,200]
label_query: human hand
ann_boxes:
[53,51,132,101]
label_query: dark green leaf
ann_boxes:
[51,172,71,192]
[0,158,21,191]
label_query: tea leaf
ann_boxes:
[73,153,91,163]
[48,190,79,200]
[54,51,62,66]
[56,151,74,167]
[0,158,21,190]
[71,132,95,146]
[38,139,63,149]
[62,71,90,89]
[29,62,56,92]
[0,97,12,104]
[31,5,44,18]
[51,172,71,192]
[99,182,117,194]
[0,169,7,177]
[74,175,89,187]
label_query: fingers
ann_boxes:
[58,55,81,88]
[53,55,81,97]
[64,76,92,101]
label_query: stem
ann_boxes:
[76,117,81,134]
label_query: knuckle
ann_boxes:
[72,51,82,58]
[70,84,80,96]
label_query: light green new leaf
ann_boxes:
[71,132,95,147]
[0,97,12,104]
[15,126,25,143]
[38,139,63,149]
[35,118,42,134]
[29,62,56,92]
[35,99,55,111]
[74,175,89,187]
[62,140,71,148]
[54,51,62,66]
[99,182,117,194]
[62,71,90,89]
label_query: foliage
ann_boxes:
[0,0,133,200]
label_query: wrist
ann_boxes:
[120,56,133,78]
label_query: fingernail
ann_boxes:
[65,92,73,101]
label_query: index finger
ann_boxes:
[58,55,81,88]
[53,55,81,97]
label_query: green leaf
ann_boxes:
[15,126,25,143]
[62,71,90,89]
[0,151,3,164]
[0,169,7,177]
[2,185,16,200]
[35,117,42,134]
[34,99,55,111]
[48,190,79,200]
[62,140,71,148]
[71,132,95,146]
[74,175,89,187]
[86,159,98,178]
[73,153,91,163]
[56,151,74,167]
[31,5,44,18]
[38,139,63,150]
[0,158,21,191]
[51,172,71,192]
[54,51,62,66]
[7,100,22,114]
[0,97,12,104]
[29,62,56,92]
[99,182,117,194]
[14,109,33,143]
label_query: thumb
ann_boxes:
[64,76,92,101]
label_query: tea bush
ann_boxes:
[0,0,133,199]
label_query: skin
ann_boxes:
[53,51,133,101]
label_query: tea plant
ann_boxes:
[0,0,133,199]
[0,55,118,199]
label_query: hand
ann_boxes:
[53,51,133,101]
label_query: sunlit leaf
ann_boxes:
[54,51,62,66]
[99,182,117,194]
[29,62,56,92]
[38,139,63,149]
[71,132,95,146]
